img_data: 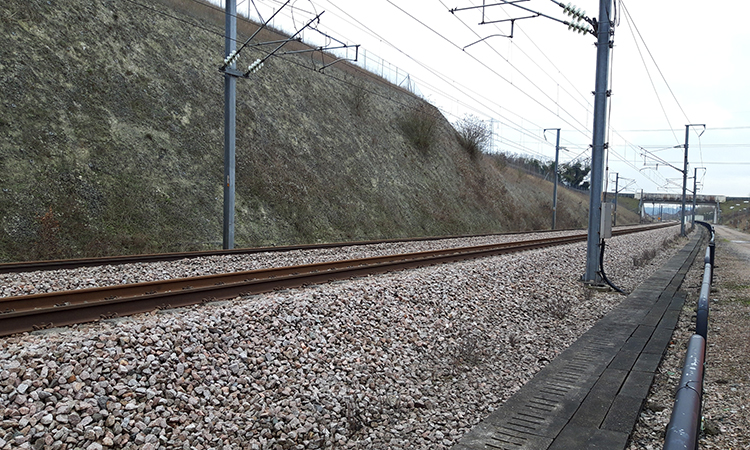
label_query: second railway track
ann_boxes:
[0,223,676,337]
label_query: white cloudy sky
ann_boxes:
[221,0,750,197]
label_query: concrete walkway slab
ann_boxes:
[453,231,703,450]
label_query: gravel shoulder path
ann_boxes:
[1,227,683,450]
[627,225,750,449]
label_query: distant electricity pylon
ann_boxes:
[220,0,358,249]
[450,0,614,284]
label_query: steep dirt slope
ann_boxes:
[0,0,597,261]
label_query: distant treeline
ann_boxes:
[488,152,592,191]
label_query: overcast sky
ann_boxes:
[219,0,750,198]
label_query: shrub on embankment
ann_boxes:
[0,0,620,262]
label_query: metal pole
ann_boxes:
[613,173,619,227]
[584,0,613,283]
[546,128,561,230]
[680,125,690,237]
[638,189,643,222]
[692,167,698,226]
[715,200,719,224]
[223,0,237,249]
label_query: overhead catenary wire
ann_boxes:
[139,2,574,181]
[124,0,602,164]
[443,0,664,188]
[233,0,552,155]
[476,0,676,187]
[310,0,570,155]
[216,1,747,195]
[620,1,692,128]
[620,3,679,145]
[381,0,591,138]
[619,126,750,132]
[457,0,595,123]
[433,0,594,139]
[233,0,602,162]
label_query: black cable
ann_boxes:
[384,0,593,140]
[321,0,561,151]
[445,0,594,137]
[620,1,692,127]
[120,0,226,38]
[599,239,627,294]
[119,0,576,159]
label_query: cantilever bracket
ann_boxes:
[464,19,517,49]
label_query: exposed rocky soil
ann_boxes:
[0,0,610,262]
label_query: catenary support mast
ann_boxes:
[223,0,237,249]
[680,125,690,237]
[545,128,562,230]
[584,0,614,283]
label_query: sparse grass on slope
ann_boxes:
[0,0,594,262]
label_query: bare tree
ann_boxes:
[455,115,491,158]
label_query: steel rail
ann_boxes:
[0,228,581,274]
[0,223,676,337]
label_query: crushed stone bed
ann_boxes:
[1,227,682,450]
[1,228,647,298]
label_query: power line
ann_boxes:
[437,0,593,139]
[465,0,595,115]
[384,0,593,140]
[311,0,562,153]
[620,2,693,131]
[617,126,750,132]
[620,3,679,144]
[232,0,597,160]
[620,144,750,148]
[121,0,594,161]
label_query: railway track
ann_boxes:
[0,223,676,337]
[0,228,578,274]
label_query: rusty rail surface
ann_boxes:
[0,228,582,274]
[0,223,676,337]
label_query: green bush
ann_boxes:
[398,105,437,153]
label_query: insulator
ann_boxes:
[224,50,239,66]
[248,59,264,73]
